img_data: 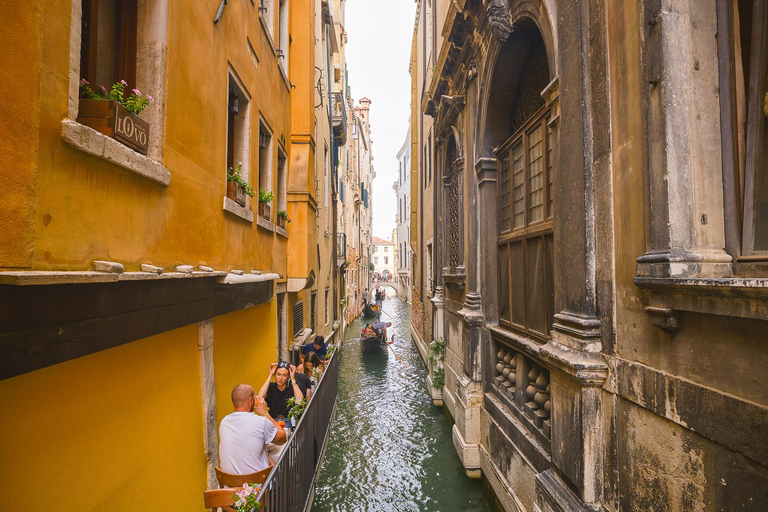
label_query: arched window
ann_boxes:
[494,21,555,340]
[446,135,463,269]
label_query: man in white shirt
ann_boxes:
[219,383,287,474]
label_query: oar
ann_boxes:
[386,335,403,363]
[380,309,394,319]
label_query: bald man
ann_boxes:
[219,383,286,474]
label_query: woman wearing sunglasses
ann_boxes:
[257,361,305,420]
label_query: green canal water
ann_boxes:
[313,295,493,511]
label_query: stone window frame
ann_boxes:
[223,66,254,223]
[62,0,170,186]
[634,1,768,328]
[259,0,277,51]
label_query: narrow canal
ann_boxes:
[313,295,493,511]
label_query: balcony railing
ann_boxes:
[255,347,340,511]
[331,91,347,144]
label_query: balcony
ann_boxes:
[331,91,347,144]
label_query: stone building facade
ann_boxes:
[411,0,768,510]
[395,128,413,302]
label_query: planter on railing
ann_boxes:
[77,99,149,155]
[277,216,287,229]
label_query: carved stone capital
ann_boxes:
[458,293,484,327]
[487,0,514,43]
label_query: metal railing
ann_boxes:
[255,348,340,511]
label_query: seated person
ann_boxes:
[300,335,328,364]
[297,352,324,387]
[363,323,376,338]
[219,383,286,475]
[257,362,305,420]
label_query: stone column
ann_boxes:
[197,320,218,490]
[535,0,610,509]
[636,0,731,279]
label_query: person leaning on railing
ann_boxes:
[219,384,286,474]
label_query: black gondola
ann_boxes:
[362,301,381,318]
[360,330,386,354]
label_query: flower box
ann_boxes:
[277,216,287,229]
[259,202,271,220]
[77,99,150,155]
[227,182,248,206]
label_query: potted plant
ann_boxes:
[232,482,262,511]
[77,79,154,155]
[286,397,307,428]
[276,210,291,229]
[258,189,274,220]
[227,163,255,206]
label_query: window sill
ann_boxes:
[634,275,768,326]
[61,119,170,186]
[257,215,275,231]
[278,62,291,90]
[223,197,254,222]
[276,226,289,238]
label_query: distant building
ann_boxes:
[394,127,412,302]
[372,236,395,281]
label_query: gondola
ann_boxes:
[362,301,381,319]
[360,330,386,354]
[375,289,384,302]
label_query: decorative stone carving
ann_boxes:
[487,0,514,43]
[523,358,551,439]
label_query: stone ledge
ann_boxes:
[257,215,275,231]
[276,226,289,238]
[0,270,229,286]
[223,197,254,222]
[61,119,170,186]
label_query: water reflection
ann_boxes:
[313,297,492,512]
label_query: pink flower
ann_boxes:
[147,95,154,104]
[132,88,141,96]
[120,79,128,86]
[80,78,89,85]
[238,161,243,166]
[99,85,107,93]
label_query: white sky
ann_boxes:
[344,0,417,241]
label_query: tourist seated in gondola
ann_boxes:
[362,323,377,338]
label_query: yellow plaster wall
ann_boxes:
[6,0,291,274]
[213,302,278,424]
[0,0,42,268]
[0,325,207,511]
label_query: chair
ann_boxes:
[204,485,269,512]
[215,466,271,488]
[203,488,237,512]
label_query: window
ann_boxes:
[226,71,252,207]
[260,0,275,42]
[325,144,330,229]
[719,0,768,261]
[426,242,433,294]
[384,246,389,253]
[292,301,303,336]
[259,120,273,206]
[325,288,330,325]
[277,293,287,360]
[374,256,379,264]
[80,0,138,94]
[311,291,317,333]
[497,107,555,339]
[384,257,388,265]
[277,147,287,217]
[428,132,433,183]
[277,0,289,76]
